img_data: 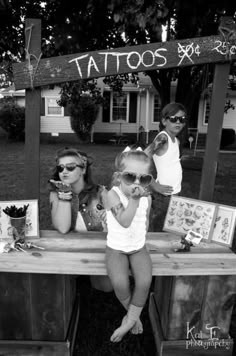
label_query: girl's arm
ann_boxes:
[106,189,140,228]
[149,179,173,195]
[144,133,168,157]
[50,191,72,234]
[146,195,152,232]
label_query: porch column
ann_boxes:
[145,89,150,144]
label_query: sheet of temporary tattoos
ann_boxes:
[163,196,217,241]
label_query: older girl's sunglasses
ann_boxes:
[166,115,187,124]
[120,172,153,187]
[56,163,84,173]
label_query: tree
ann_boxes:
[110,0,236,123]
[1,0,236,123]
[0,97,25,140]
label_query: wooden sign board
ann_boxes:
[13,34,236,90]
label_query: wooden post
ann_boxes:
[24,19,41,199]
[199,62,230,201]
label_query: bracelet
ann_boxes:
[58,191,73,201]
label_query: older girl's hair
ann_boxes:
[159,102,187,131]
[112,148,152,186]
[50,147,93,184]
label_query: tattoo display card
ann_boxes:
[211,204,236,247]
[163,196,217,241]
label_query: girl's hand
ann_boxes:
[130,186,149,199]
[154,181,173,195]
[49,179,72,193]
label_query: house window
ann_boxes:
[112,92,129,122]
[203,98,211,125]
[153,94,161,122]
[46,97,64,116]
[102,91,137,123]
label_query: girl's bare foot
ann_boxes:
[131,318,143,334]
[110,316,135,342]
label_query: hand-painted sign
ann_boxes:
[13,35,236,90]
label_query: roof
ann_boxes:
[1,84,25,97]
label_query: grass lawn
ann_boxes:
[1,139,236,355]
[1,140,236,228]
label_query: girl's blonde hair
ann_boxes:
[112,149,152,186]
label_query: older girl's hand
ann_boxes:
[49,179,72,192]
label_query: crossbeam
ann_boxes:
[0,231,235,276]
[13,34,236,90]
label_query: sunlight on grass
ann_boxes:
[1,141,236,230]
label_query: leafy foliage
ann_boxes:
[58,80,104,141]
[103,73,139,93]
[1,0,236,121]
[0,97,25,140]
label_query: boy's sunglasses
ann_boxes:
[120,172,153,187]
[166,115,187,124]
[56,163,84,173]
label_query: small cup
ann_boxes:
[10,216,26,241]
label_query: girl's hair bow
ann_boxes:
[123,146,143,152]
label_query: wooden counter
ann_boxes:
[0,230,235,276]
[0,230,236,355]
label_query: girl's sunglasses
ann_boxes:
[166,115,187,124]
[120,172,153,187]
[56,163,84,173]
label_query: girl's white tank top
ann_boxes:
[106,186,148,252]
[153,131,182,194]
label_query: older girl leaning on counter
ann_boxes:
[49,147,112,292]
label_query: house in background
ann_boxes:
[1,75,165,144]
[1,75,236,145]
[197,86,236,134]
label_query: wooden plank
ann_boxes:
[0,341,70,356]
[199,63,230,201]
[24,18,41,200]
[0,273,32,339]
[200,275,236,338]
[66,294,80,355]
[153,276,174,339]
[13,35,236,90]
[39,230,232,253]
[30,274,76,340]
[0,232,235,275]
[149,293,234,356]
[153,276,206,340]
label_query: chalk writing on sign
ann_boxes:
[69,48,168,78]
[68,40,236,79]
[212,40,236,56]
[12,33,236,90]
[177,43,201,66]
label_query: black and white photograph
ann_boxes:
[1,1,236,356]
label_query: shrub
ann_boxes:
[0,98,25,140]
[69,94,99,141]
[58,81,103,142]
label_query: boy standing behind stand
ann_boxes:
[145,102,187,232]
